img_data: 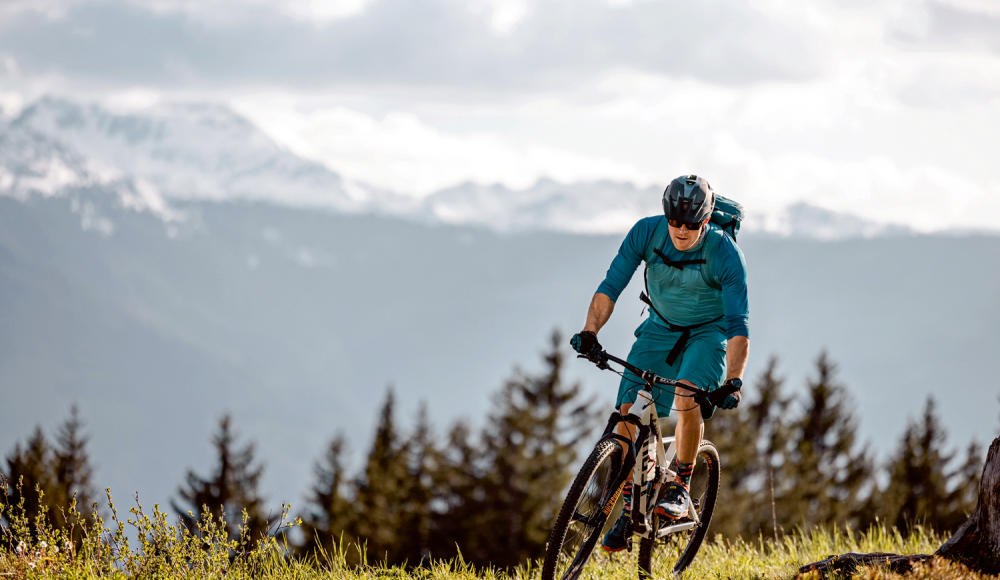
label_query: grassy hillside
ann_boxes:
[0,489,987,580]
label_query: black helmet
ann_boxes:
[662,175,715,225]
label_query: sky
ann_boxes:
[2,0,1000,233]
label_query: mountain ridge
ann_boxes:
[1,95,942,240]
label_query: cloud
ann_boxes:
[0,0,822,92]
[233,95,648,196]
[892,0,1000,53]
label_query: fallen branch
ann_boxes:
[796,436,1000,578]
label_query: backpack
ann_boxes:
[711,194,743,240]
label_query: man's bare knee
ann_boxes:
[615,402,635,456]
[674,379,704,422]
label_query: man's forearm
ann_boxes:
[725,336,749,380]
[583,293,615,334]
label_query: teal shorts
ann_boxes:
[616,317,727,419]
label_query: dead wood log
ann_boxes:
[935,435,1000,575]
[796,436,1000,578]
[797,553,932,577]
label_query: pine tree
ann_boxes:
[779,351,873,531]
[298,434,354,560]
[172,414,269,543]
[51,405,97,545]
[453,330,598,568]
[708,356,793,539]
[947,440,982,527]
[428,421,481,561]
[396,404,436,565]
[879,397,982,535]
[2,406,97,544]
[349,388,412,565]
[2,427,54,538]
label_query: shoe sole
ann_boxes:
[653,506,689,520]
[601,544,628,553]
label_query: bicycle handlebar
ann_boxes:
[578,350,741,409]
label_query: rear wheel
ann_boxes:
[637,440,720,578]
[542,438,625,580]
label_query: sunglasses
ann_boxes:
[668,219,704,230]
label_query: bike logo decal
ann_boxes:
[602,481,626,515]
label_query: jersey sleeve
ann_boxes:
[595,216,659,302]
[713,235,750,339]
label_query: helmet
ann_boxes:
[662,175,715,225]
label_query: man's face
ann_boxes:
[668,219,708,251]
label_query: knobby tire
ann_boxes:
[637,440,720,578]
[542,438,624,580]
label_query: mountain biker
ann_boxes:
[570,175,749,553]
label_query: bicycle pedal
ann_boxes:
[632,514,649,535]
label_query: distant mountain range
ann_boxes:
[2,95,915,239]
[1,96,998,518]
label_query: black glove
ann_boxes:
[708,378,742,410]
[570,331,602,357]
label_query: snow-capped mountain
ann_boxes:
[7,97,367,209]
[2,95,914,239]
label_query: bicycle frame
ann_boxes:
[584,349,732,541]
[595,401,700,541]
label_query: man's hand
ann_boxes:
[708,378,742,410]
[719,378,742,410]
[570,331,602,357]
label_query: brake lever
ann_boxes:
[576,353,610,370]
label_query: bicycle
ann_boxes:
[541,349,739,580]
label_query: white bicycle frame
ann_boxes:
[628,389,701,540]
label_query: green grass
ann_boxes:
[1,486,991,580]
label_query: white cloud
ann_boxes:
[232,96,649,197]
[482,0,527,33]
[130,0,373,23]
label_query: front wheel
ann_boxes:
[542,438,624,580]
[637,440,720,578]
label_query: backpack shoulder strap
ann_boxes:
[643,217,670,265]
[700,226,726,290]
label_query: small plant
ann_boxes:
[1,473,300,579]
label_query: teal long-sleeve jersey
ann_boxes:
[595,216,750,340]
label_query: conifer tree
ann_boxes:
[879,397,982,535]
[349,389,412,564]
[2,406,97,543]
[428,421,481,560]
[51,405,97,545]
[779,351,873,531]
[948,440,982,525]
[397,404,436,565]
[2,427,53,536]
[708,356,793,539]
[298,434,354,560]
[459,331,598,568]
[172,414,269,543]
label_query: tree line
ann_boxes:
[2,332,996,570]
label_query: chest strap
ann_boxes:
[641,267,724,366]
[653,248,706,270]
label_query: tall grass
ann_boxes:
[1,481,990,580]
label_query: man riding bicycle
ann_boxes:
[570,175,749,553]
